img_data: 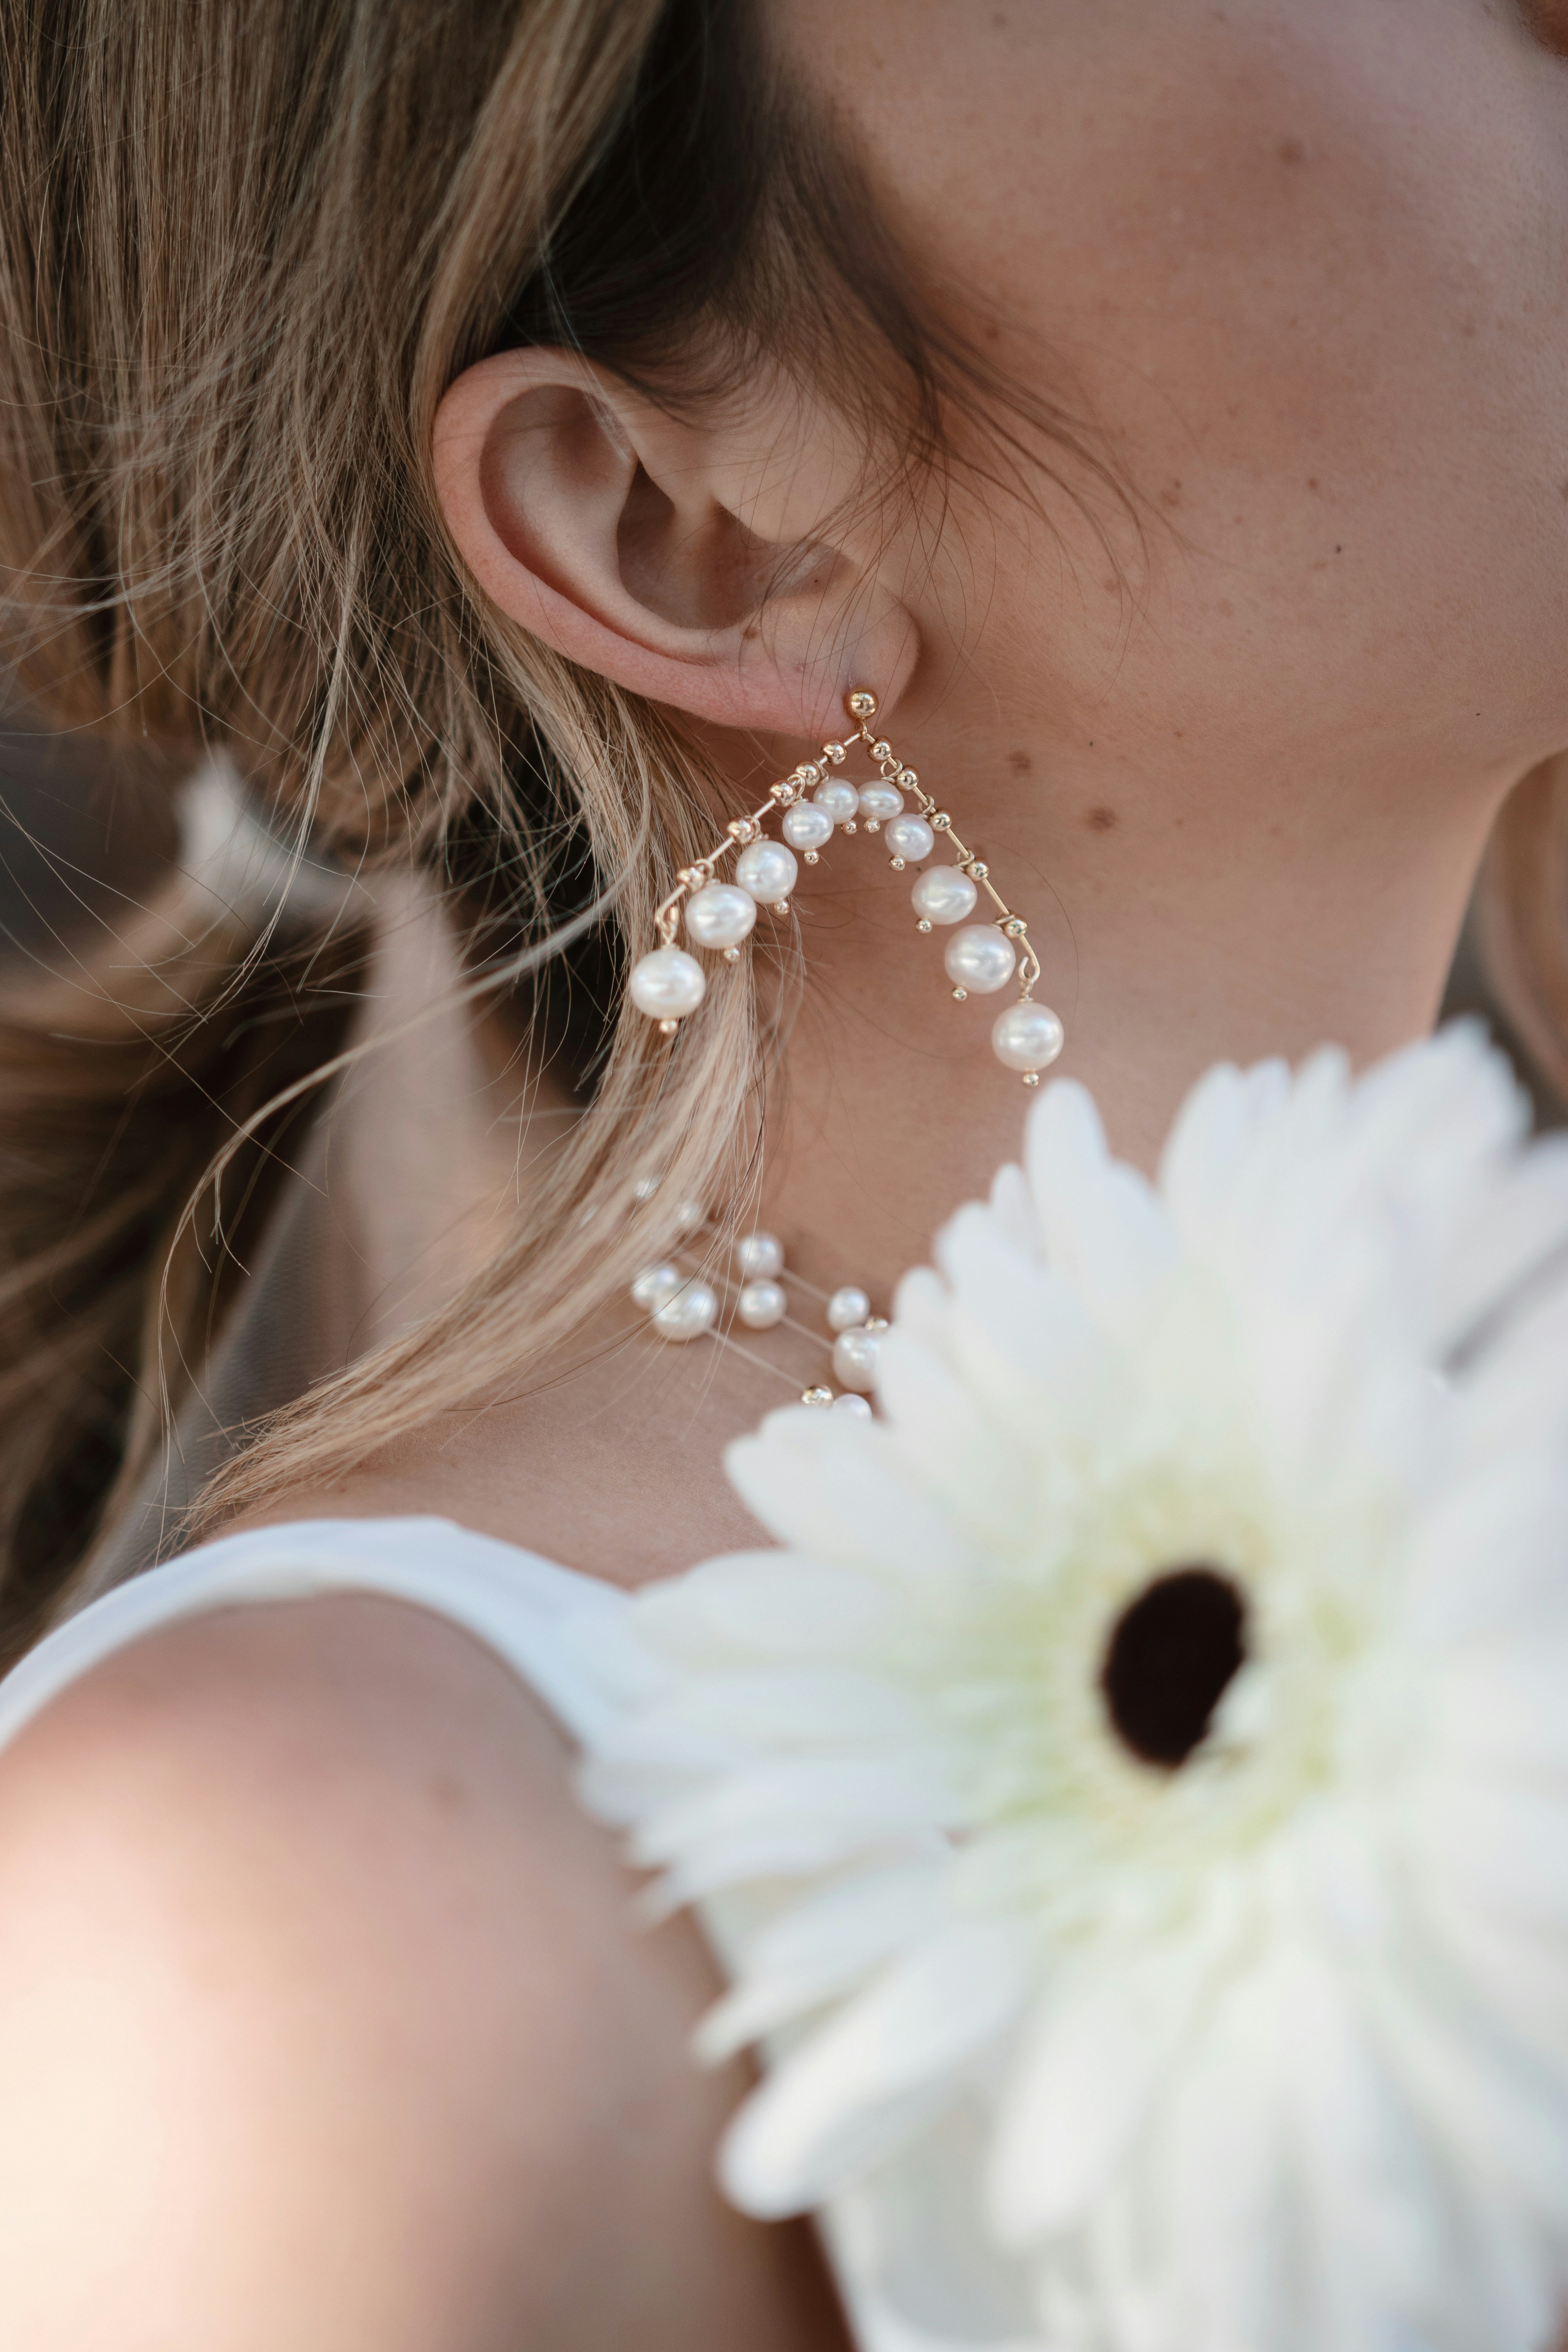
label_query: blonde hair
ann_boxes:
[0,0,1013,1654]
[0,0,1556,1657]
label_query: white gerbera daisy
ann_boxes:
[579,1027,1568,2352]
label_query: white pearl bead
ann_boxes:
[992,1000,1066,1073]
[737,1277,788,1329]
[943,925,1017,995]
[651,1279,717,1340]
[826,1285,872,1332]
[684,882,757,950]
[831,1325,881,1393]
[629,946,706,1018]
[856,782,904,823]
[884,813,935,863]
[631,1261,684,1311]
[833,1392,873,1420]
[812,778,859,825]
[736,1229,784,1278]
[781,801,835,851]
[911,866,978,925]
[735,839,799,903]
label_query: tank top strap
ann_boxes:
[0,1516,632,1757]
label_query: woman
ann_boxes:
[0,0,1564,2342]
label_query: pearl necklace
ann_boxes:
[629,1214,887,1416]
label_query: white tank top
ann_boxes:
[0,1516,630,1760]
[1,891,1033,2348]
[0,1514,1025,2352]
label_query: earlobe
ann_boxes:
[430,348,918,737]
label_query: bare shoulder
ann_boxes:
[0,1593,847,2352]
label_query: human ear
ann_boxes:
[431,348,918,738]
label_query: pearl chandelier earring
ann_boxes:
[627,690,1067,1084]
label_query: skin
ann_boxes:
[0,1600,842,2351]
[5,2,1568,2341]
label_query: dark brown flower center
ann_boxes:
[1100,1565,1247,1769]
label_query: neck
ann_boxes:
[737,704,1522,1305]
[209,715,1523,1577]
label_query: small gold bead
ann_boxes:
[799,762,823,786]
[727,817,759,842]
[1003,916,1027,936]
[773,899,791,915]
[846,689,878,720]
[802,1383,835,1406]
[772,779,799,804]
[890,856,906,871]
[1022,1071,1041,1087]
[931,812,951,831]
[658,1018,679,1035]
[899,769,918,789]
[804,848,820,864]
[823,741,848,763]
[722,946,741,962]
[916,918,933,933]
[968,859,989,880]
[864,817,881,833]
[951,986,968,1001]
[871,739,893,762]
[843,820,857,834]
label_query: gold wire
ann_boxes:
[647,691,1042,1002]
[636,690,1045,1392]
[648,1241,882,1407]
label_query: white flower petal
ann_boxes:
[1436,1133,1568,1359]
[648,1662,931,1749]
[1431,1642,1568,1776]
[1411,1890,1568,2090]
[694,1862,944,2063]
[989,1157,1044,1258]
[828,2103,1043,2347]
[1024,1081,1176,1330]
[875,1330,1035,1539]
[563,1023,1568,2352]
[1406,1455,1568,1647]
[629,1552,897,1667]
[575,1704,753,1826]
[934,1200,1109,1431]
[1370,1972,1567,2349]
[1151,1964,1296,2352]
[1461,1279,1568,1458]
[724,1415,980,1583]
[628,1747,963,1878]
[1414,1776,1568,1942]
[1158,1058,1283,1243]
[988,1888,1242,2243]
[1266,1956,1434,2352]
[886,1263,953,1359]
[719,1920,1031,2218]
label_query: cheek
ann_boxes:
[818,0,1568,764]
